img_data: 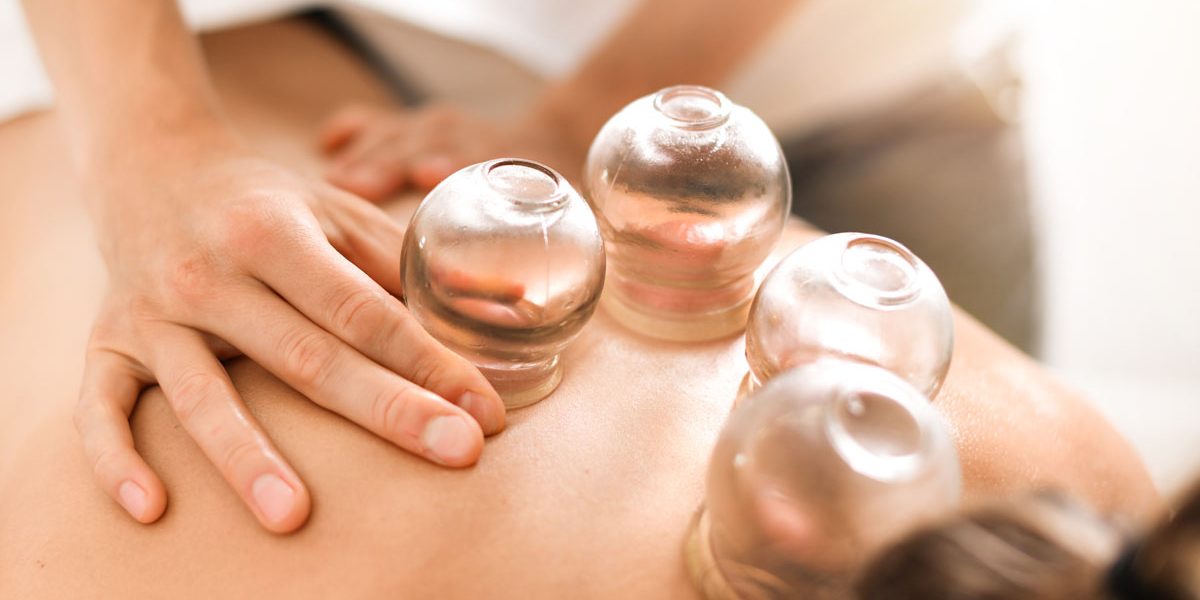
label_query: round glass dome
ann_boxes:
[400,158,606,408]
[743,233,954,399]
[688,360,962,599]
[585,85,791,342]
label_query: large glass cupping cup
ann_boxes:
[687,360,962,600]
[400,159,606,409]
[585,85,791,342]
[742,233,954,400]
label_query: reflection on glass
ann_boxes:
[742,233,954,401]
[585,85,791,342]
[687,360,962,599]
[400,159,606,408]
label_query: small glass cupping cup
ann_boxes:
[585,85,791,342]
[687,360,962,600]
[740,233,954,401]
[400,159,606,408]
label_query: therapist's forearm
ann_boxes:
[21,0,237,173]
[531,0,801,152]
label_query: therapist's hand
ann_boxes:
[318,103,583,200]
[78,139,505,533]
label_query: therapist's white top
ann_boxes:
[0,0,635,122]
[0,0,1014,130]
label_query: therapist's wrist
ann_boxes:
[509,105,588,182]
[525,78,672,180]
[75,115,260,250]
[74,104,247,182]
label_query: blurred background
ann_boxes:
[1020,1,1200,494]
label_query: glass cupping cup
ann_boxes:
[687,360,962,599]
[400,159,606,408]
[742,233,954,400]
[585,85,791,342]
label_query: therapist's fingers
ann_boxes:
[318,103,377,153]
[317,183,408,296]
[75,347,167,524]
[410,155,460,191]
[207,284,487,466]
[248,219,506,436]
[145,324,311,533]
[337,115,469,193]
[325,122,411,201]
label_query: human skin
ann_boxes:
[0,17,1158,600]
[320,0,800,200]
[19,0,507,533]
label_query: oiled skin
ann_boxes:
[0,18,1157,599]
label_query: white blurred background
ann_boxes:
[1022,1,1200,494]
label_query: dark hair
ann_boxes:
[1119,479,1200,600]
[855,482,1200,600]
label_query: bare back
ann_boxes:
[0,17,1158,599]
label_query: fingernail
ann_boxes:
[252,473,296,526]
[420,415,478,465]
[118,480,148,519]
[457,391,504,435]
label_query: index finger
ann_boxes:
[247,229,506,434]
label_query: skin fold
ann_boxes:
[0,17,1157,599]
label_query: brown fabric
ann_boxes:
[783,55,1038,353]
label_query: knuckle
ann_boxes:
[220,198,291,254]
[329,285,390,341]
[91,446,126,482]
[370,389,417,442]
[168,370,222,424]
[407,350,448,389]
[163,252,218,302]
[217,437,265,477]
[400,324,469,389]
[278,329,339,389]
